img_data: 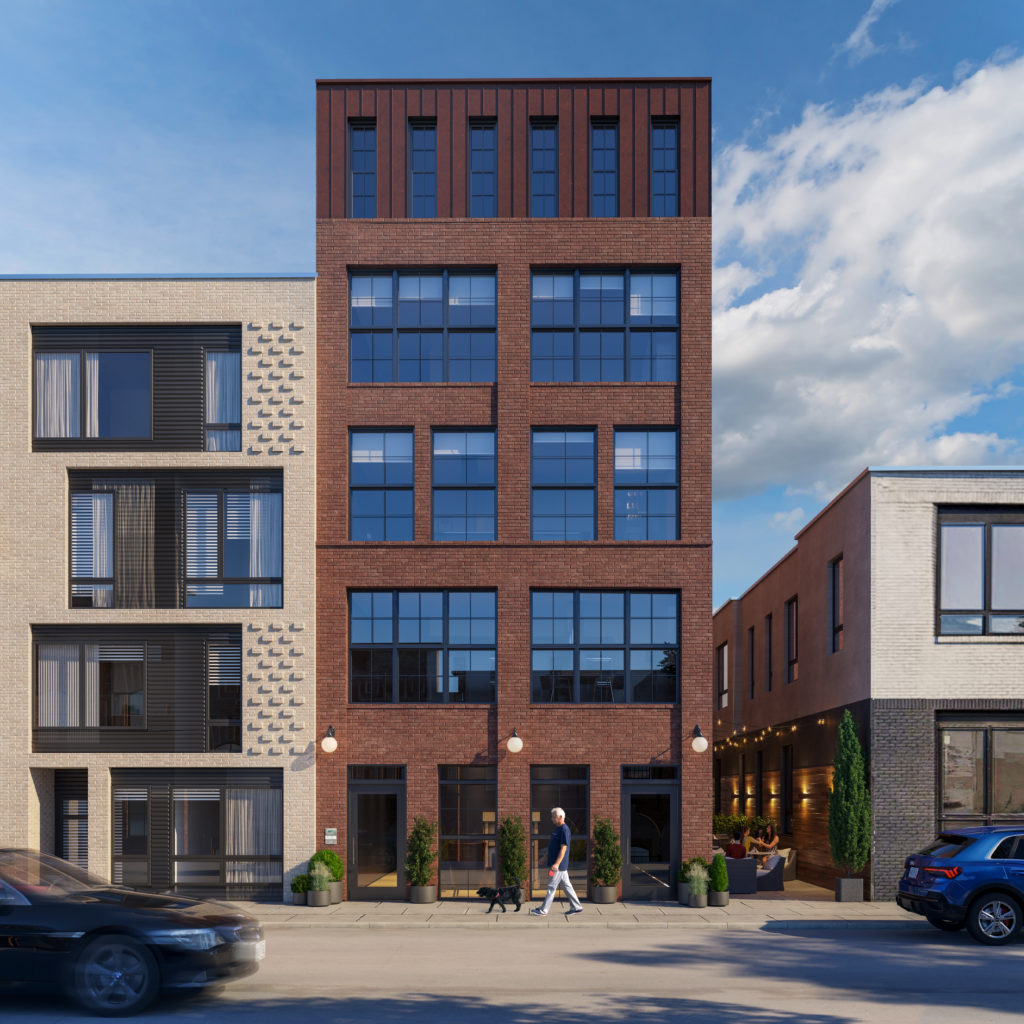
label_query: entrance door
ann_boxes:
[621,785,679,900]
[348,784,405,900]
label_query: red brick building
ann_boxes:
[315,78,712,900]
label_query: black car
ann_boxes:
[0,849,264,1016]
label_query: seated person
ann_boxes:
[754,823,780,855]
[723,829,747,859]
[741,824,753,852]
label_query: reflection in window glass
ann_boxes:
[439,766,497,896]
[941,730,986,815]
[993,730,1024,815]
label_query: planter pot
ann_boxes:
[835,878,864,902]
[688,892,708,909]
[329,880,343,904]
[291,891,307,906]
[409,885,436,904]
[677,882,690,905]
[708,891,729,907]
[591,885,617,904]
[307,889,330,907]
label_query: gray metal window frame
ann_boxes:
[431,428,497,542]
[530,427,596,541]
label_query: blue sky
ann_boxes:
[3,0,1023,606]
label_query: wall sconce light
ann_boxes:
[691,724,709,753]
[799,791,809,802]
[320,725,338,754]
[506,728,523,754]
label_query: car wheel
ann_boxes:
[925,914,964,933]
[965,893,1022,946]
[73,935,159,1016]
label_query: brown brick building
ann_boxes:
[315,78,712,900]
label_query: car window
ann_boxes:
[0,851,101,897]
[918,835,975,858]
[990,837,1018,859]
[0,879,31,906]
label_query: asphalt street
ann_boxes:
[2,925,1022,1022]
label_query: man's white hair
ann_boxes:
[551,807,565,820]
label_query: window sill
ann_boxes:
[935,634,1024,644]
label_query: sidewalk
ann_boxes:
[235,892,923,932]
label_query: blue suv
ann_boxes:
[897,827,1024,945]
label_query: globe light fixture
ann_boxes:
[691,724,709,753]
[321,725,338,754]
[506,728,523,754]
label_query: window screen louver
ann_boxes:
[113,788,148,856]
[61,801,89,869]
[37,643,80,727]
[93,644,145,661]
[186,493,219,578]
[208,644,242,684]
[71,492,113,578]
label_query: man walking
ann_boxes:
[530,807,583,916]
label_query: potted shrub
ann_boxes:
[405,815,439,904]
[708,853,730,907]
[497,815,528,888]
[309,847,345,904]
[290,873,310,906]
[687,862,709,909]
[828,708,871,902]
[307,862,331,907]
[590,817,621,904]
[679,857,709,905]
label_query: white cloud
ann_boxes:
[834,0,904,66]
[771,507,806,533]
[713,55,1024,499]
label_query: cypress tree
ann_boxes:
[827,708,871,877]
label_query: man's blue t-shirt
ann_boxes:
[547,823,571,870]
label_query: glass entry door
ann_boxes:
[348,784,405,900]
[621,785,678,900]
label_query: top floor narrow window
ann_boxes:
[590,120,618,217]
[350,120,377,218]
[530,120,558,217]
[939,510,1024,634]
[469,121,497,217]
[716,642,728,709]
[829,555,844,652]
[409,121,437,218]
[205,350,241,451]
[785,597,798,682]
[650,118,679,216]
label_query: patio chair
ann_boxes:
[756,854,785,892]
[778,847,798,882]
[725,856,757,894]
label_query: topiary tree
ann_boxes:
[308,847,345,881]
[590,817,622,887]
[497,815,528,886]
[828,708,871,877]
[404,815,438,887]
[709,853,729,893]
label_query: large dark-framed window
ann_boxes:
[938,509,1024,635]
[69,469,280,610]
[185,487,283,608]
[530,269,678,383]
[349,590,497,703]
[349,119,377,218]
[350,429,414,541]
[408,120,437,217]
[439,765,497,896]
[432,429,496,541]
[589,119,618,217]
[530,590,678,703]
[32,626,241,754]
[613,429,678,540]
[530,765,588,897]
[716,641,728,709]
[939,717,1024,831]
[765,613,774,692]
[349,270,496,383]
[531,429,595,541]
[650,118,680,216]
[469,120,497,217]
[785,597,798,683]
[829,555,844,652]
[530,120,558,217]
[33,325,241,452]
[111,768,283,897]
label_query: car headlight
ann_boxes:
[153,928,222,951]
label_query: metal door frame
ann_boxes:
[347,781,406,901]
[620,782,679,901]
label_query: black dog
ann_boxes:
[476,880,523,913]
